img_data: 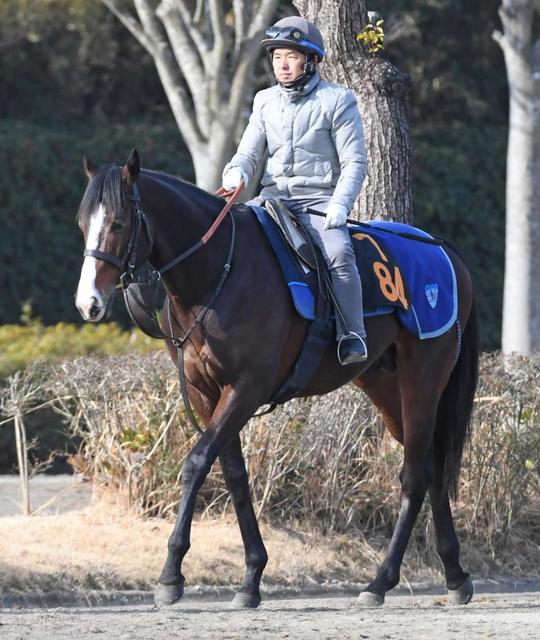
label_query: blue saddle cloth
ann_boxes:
[250,207,457,340]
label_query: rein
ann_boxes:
[118,180,243,434]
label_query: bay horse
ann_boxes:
[75,149,478,609]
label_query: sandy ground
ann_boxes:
[2,475,430,598]
[0,474,93,517]
[1,475,539,638]
[0,591,539,640]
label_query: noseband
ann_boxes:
[83,184,153,289]
[84,181,242,289]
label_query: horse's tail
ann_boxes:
[434,295,479,501]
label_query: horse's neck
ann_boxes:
[142,174,230,309]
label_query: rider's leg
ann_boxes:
[291,200,367,364]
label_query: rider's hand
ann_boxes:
[324,203,348,230]
[222,167,248,191]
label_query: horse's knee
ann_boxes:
[246,548,268,570]
[182,449,212,486]
[168,539,190,558]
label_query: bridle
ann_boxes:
[82,178,244,435]
[83,184,154,289]
[83,181,243,290]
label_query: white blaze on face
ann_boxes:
[76,204,106,320]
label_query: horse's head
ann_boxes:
[75,149,143,322]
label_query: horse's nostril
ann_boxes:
[89,298,101,319]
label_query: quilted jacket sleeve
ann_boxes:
[222,91,268,184]
[329,89,367,212]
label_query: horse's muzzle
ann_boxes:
[76,293,105,322]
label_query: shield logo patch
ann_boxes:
[425,283,439,309]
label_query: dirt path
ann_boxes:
[1,476,539,638]
[0,474,92,517]
[1,591,539,640]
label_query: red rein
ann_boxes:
[202,180,245,245]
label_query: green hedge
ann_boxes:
[0,321,159,378]
[0,117,193,326]
[413,122,506,350]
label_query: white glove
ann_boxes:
[324,203,348,230]
[222,167,248,191]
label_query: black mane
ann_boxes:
[77,165,225,224]
[77,164,126,224]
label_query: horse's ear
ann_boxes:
[122,148,140,186]
[82,155,97,179]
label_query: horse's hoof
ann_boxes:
[154,581,185,606]
[447,576,473,605]
[230,591,262,609]
[357,590,385,607]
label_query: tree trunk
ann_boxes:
[102,0,279,191]
[14,412,31,516]
[294,0,412,223]
[494,1,540,354]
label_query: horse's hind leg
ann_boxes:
[219,434,268,609]
[358,336,453,607]
[428,463,473,604]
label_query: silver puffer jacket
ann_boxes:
[223,74,367,211]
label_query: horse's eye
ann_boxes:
[111,220,125,232]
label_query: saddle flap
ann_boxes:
[264,199,316,272]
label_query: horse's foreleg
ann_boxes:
[219,434,268,609]
[428,469,473,604]
[155,382,263,607]
[154,428,214,606]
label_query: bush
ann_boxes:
[7,349,536,577]
[0,320,158,378]
[0,117,193,325]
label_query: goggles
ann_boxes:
[262,26,324,59]
[265,25,307,42]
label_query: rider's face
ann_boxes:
[272,48,306,84]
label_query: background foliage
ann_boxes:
[3,351,536,577]
[377,0,507,348]
[0,0,507,346]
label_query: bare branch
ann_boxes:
[492,29,505,50]
[208,0,228,113]
[193,0,204,24]
[226,0,278,114]
[247,0,279,39]
[132,0,205,148]
[157,1,213,137]
[134,0,167,45]
[157,1,207,97]
[100,0,154,55]
[172,0,211,69]
[233,0,246,55]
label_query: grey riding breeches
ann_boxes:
[248,195,366,340]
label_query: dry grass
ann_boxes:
[0,498,442,597]
[1,350,539,589]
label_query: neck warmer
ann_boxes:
[279,72,320,103]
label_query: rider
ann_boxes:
[222,16,368,365]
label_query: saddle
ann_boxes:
[123,201,458,411]
[262,199,337,404]
[264,198,352,333]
